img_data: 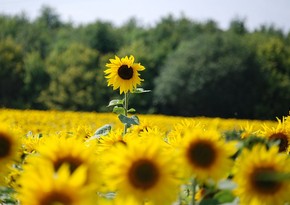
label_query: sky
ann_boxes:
[1,0,290,32]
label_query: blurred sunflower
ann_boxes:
[31,135,101,187]
[167,119,203,146]
[0,124,20,184]
[104,55,145,94]
[177,128,236,182]
[103,138,181,204]
[233,144,290,205]
[260,116,290,152]
[17,163,97,205]
[97,128,127,153]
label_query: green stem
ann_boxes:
[191,178,196,205]
[123,92,129,135]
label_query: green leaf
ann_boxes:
[113,106,125,115]
[87,124,112,141]
[199,198,219,205]
[107,99,124,107]
[132,88,151,94]
[127,108,136,113]
[118,114,139,127]
[213,190,236,204]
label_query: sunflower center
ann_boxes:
[0,133,11,157]
[251,167,282,194]
[54,156,83,173]
[128,159,159,190]
[269,133,288,152]
[118,65,133,80]
[187,141,216,168]
[40,191,73,205]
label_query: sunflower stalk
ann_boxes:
[123,92,129,135]
[191,178,196,205]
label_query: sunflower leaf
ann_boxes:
[127,108,136,113]
[118,114,139,127]
[199,198,219,205]
[113,106,125,115]
[87,124,112,141]
[213,190,236,203]
[132,88,151,94]
[107,99,124,107]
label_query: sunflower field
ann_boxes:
[1,55,290,205]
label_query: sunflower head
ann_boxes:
[260,117,290,152]
[179,128,236,182]
[0,125,20,184]
[104,55,145,94]
[233,144,290,205]
[103,138,181,204]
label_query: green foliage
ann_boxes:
[154,32,262,118]
[0,7,289,119]
[38,43,101,110]
[0,37,25,108]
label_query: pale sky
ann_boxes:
[1,0,290,32]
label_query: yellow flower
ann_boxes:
[233,144,290,205]
[16,163,98,205]
[0,124,20,184]
[103,138,181,204]
[30,135,101,188]
[104,55,145,94]
[178,128,236,182]
[260,116,290,152]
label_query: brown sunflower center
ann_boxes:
[54,156,83,173]
[128,159,159,190]
[251,167,282,194]
[187,140,216,168]
[118,65,133,80]
[40,191,73,205]
[0,133,11,157]
[269,133,288,152]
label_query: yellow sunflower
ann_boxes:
[16,163,98,205]
[30,135,101,188]
[103,138,181,205]
[0,124,20,184]
[233,144,290,205]
[96,128,127,153]
[104,55,145,94]
[167,119,203,146]
[260,116,290,152]
[177,128,236,182]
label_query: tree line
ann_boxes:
[1,6,290,120]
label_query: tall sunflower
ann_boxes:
[17,163,98,205]
[233,144,290,205]
[0,124,20,184]
[104,55,145,94]
[103,138,181,204]
[177,128,236,182]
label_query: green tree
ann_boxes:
[39,43,101,110]
[22,51,49,108]
[0,37,25,107]
[254,37,290,118]
[154,32,262,118]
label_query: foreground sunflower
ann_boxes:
[17,163,97,205]
[177,128,236,182]
[233,144,290,205]
[30,135,101,187]
[104,55,145,94]
[0,124,20,184]
[103,138,181,204]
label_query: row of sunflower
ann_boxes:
[0,55,289,205]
